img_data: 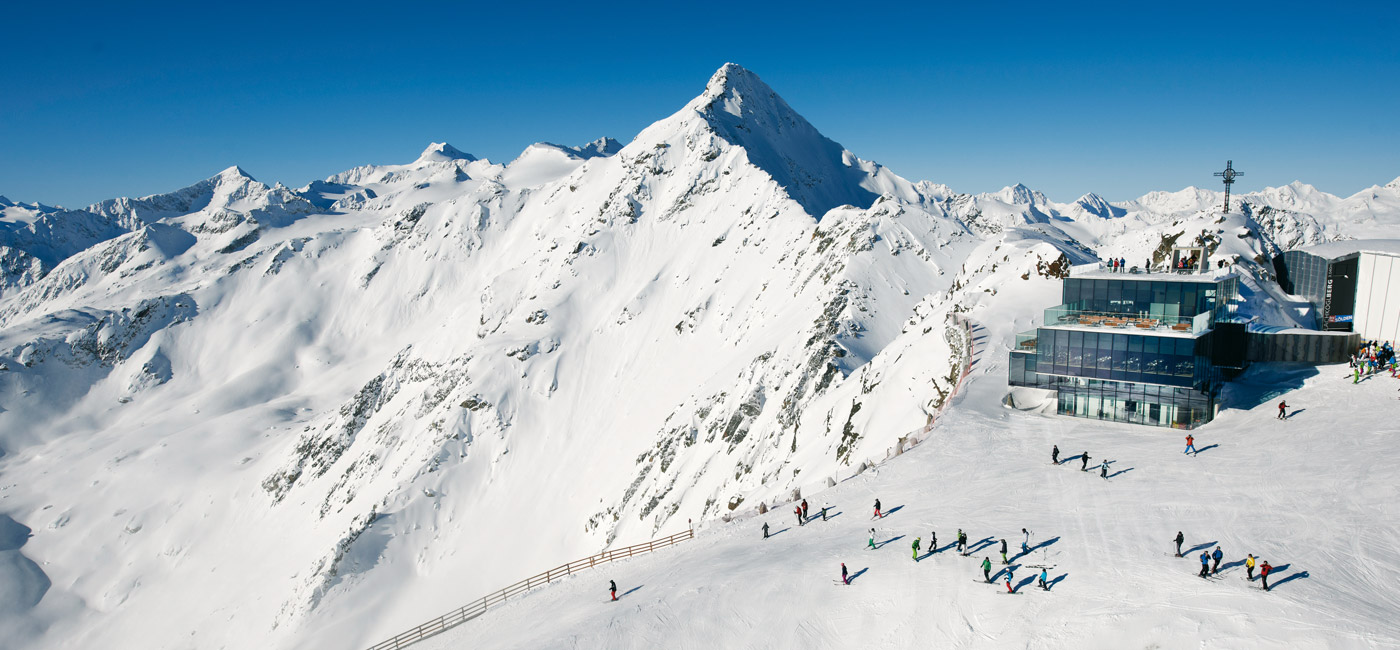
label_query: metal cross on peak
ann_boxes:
[1213,160,1243,213]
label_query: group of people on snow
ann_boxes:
[1177,532,1275,590]
[1351,340,1397,384]
[1051,444,1108,477]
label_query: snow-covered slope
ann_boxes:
[0,63,1396,650]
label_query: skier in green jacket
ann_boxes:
[981,557,993,582]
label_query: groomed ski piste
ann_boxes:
[417,351,1400,649]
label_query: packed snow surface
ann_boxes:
[1,62,1397,649]
[420,359,1400,649]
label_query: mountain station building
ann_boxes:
[1009,246,1244,429]
[1272,239,1400,343]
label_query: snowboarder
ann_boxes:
[1081,452,1091,471]
[873,499,882,519]
[957,529,967,554]
[1038,568,1049,590]
[913,537,921,560]
[841,562,849,585]
[1174,531,1185,557]
[1246,554,1257,581]
[1000,539,1008,564]
[1052,445,1060,464]
[801,499,809,521]
[1260,560,1272,590]
[868,528,877,550]
[1211,546,1223,574]
[1184,434,1197,455]
[610,579,617,601]
[981,557,992,582]
[1277,401,1288,420]
[763,522,769,539]
[1198,552,1210,578]
[1021,528,1030,554]
[1099,459,1109,479]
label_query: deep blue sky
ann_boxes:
[3,1,1397,208]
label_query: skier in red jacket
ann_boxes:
[1260,561,1273,591]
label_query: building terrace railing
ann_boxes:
[1043,306,1212,336]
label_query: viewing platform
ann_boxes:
[1069,262,1238,282]
[1040,305,1212,337]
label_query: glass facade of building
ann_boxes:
[1009,273,1238,429]
[1273,250,1357,331]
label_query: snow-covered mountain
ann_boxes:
[1,63,1396,650]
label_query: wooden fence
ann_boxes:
[364,529,695,650]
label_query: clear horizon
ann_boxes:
[3,1,1397,208]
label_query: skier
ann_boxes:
[1211,546,1223,574]
[1277,401,1288,420]
[873,499,882,519]
[1052,445,1060,464]
[1246,554,1257,581]
[841,562,849,585]
[801,499,809,521]
[957,529,967,554]
[610,579,617,601]
[1081,452,1091,471]
[1260,560,1272,590]
[1021,528,1030,554]
[1198,552,1210,578]
[930,531,937,553]
[1184,434,1197,455]
[796,506,804,526]
[763,522,769,539]
[1038,568,1049,590]
[981,557,992,583]
[913,537,921,560]
[821,505,828,521]
[868,528,877,550]
[1005,568,1015,593]
[1174,531,1185,557]
[1000,539,1008,564]
[1099,459,1109,479]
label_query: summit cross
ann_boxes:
[1213,160,1243,213]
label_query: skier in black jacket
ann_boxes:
[1052,445,1060,464]
[1000,539,1009,564]
[1174,531,1184,557]
[1081,452,1091,471]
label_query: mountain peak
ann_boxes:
[995,183,1046,205]
[701,63,769,105]
[679,63,880,218]
[217,165,256,182]
[572,137,623,159]
[417,142,476,163]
